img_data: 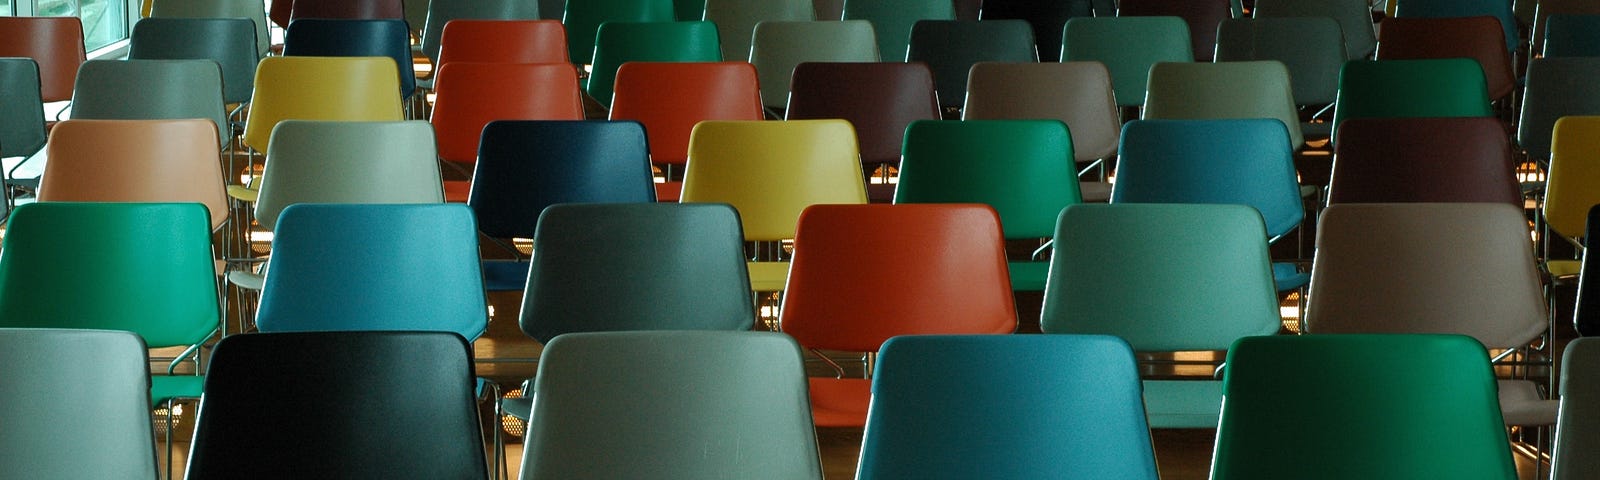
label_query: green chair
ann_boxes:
[1060,16,1192,108]
[148,0,271,58]
[1041,203,1281,428]
[1330,58,1493,141]
[841,0,955,61]
[894,119,1081,291]
[561,0,675,65]
[585,20,722,108]
[1212,334,1517,480]
[748,20,880,110]
[703,0,813,61]
[1142,60,1304,149]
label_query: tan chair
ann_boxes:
[38,119,227,231]
[1142,60,1304,149]
[962,61,1119,202]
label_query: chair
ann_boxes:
[1214,17,1346,137]
[467,120,658,291]
[779,204,1017,427]
[785,62,939,202]
[240,56,404,156]
[841,0,955,61]
[1543,116,1600,282]
[148,0,271,57]
[248,120,443,234]
[1211,334,1518,479]
[704,0,814,61]
[1060,16,1192,108]
[1543,14,1600,58]
[1375,16,1517,102]
[1532,0,1600,56]
[418,0,543,68]
[1519,58,1600,162]
[38,119,229,232]
[1555,337,1600,479]
[0,58,47,203]
[185,331,487,480]
[1328,117,1521,207]
[281,18,417,100]
[520,331,821,479]
[0,17,86,103]
[69,59,230,149]
[288,0,405,21]
[1142,61,1305,149]
[856,334,1157,480]
[680,119,868,292]
[748,20,880,109]
[560,0,676,65]
[608,62,763,201]
[585,21,723,108]
[128,17,260,105]
[1331,59,1493,141]
[406,0,432,37]
[1115,0,1234,62]
[1251,0,1376,60]
[1578,206,1600,336]
[1392,0,1521,53]
[961,61,1120,202]
[269,0,292,28]
[433,19,568,69]
[0,329,156,480]
[905,20,1037,115]
[979,0,1106,62]
[430,62,585,201]
[893,119,1082,291]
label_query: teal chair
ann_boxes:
[841,0,955,61]
[1330,58,1493,141]
[561,0,675,65]
[584,20,722,107]
[1543,14,1600,58]
[1250,0,1376,60]
[856,334,1158,480]
[1212,334,1517,480]
[1041,203,1281,428]
[1060,16,1192,108]
[893,119,1081,291]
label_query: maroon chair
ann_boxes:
[270,0,293,29]
[0,17,86,103]
[1376,16,1517,102]
[785,62,940,203]
[290,0,404,21]
[1115,0,1232,62]
[1328,117,1522,207]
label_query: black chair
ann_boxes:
[1576,205,1600,336]
[185,331,488,479]
[905,19,1037,116]
[281,18,417,100]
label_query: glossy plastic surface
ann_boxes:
[40,119,228,230]
[681,119,867,240]
[1518,57,1600,160]
[979,0,1106,61]
[0,58,46,159]
[1060,16,1191,107]
[1375,16,1515,100]
[1115,0,1232,62]
[896,119,1081,239]
[749,20,880,108]
[0,329,155,480]
[963,61,1119,161]
[1252,0,1375,59]
[1112,119,1302,239]
[585,21,722,107]
[420,3,544,65]
[1392,0,1519,52]
[1329,117,1520,207]
[241,56,403,152]
[1214,17,1345,106]
[433,19,565,67]
[148,0,271,57]
[906,20,1036,111]
[703,0,813,61]
[1543,14,1600,58]
[1555,337,1600,477]
[288,0,404,21]
[0,17,85,103]
[610,62,763,167]
[560,0,675,65]
[841,0,954,61]
[128,17,260,103]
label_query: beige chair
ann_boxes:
[38,119,227,231]
[1554,337,1600,480]
[1142,60,1304,149]
[962,61,1119,202]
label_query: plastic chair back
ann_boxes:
[1375,16,1516,101]
[785,62,939,167]
[69,59,230,148]
[1578,207,1600,336]
[1329,117,1520,207]
[1532,0,1600,55]
[1060,16,1192,107]
[1251,0,1375,59]
[289,0,404,21]
[0,58,46,159]
[962,61,1119,162]
[1556,337,1600,478]
[1305,203,1548,348]
[187,331,486,480]
[241,56,403,153]
[0,202,219,347]
[895,119,1081,239]
[749,20,880,108]
[429,62,583,167]
[252,120,440,231]
[1544,14,1600,58]
[39,119,228,230]
[609,62,763,168]
[681,119,868,240]
[1115,0,1233,61]
[1142,60,1304,148]
[1113,119,1303,239]
[521,331,821,479]
[857,334,1156,480]
[269,0,292,28]
[1331,59,1493,140]
[1546,116,1600,240]
[419,0,543,65]
[433,19,566,67]
[1214,17,1345,106]
[586,21,723,107]
[1392,0,1520,52]
[1213,334,1516,480]
[979,0,1104,61]
[149,0,271,57]
[0,17,86,102]
[841,0,955,61]
[521,203,755,342]
[255,204,487,340]
[128,18,259,104]
[704,0,814,61]
[1519,58,1600,161]
[0,329,155,480]
[282,18,416,98]
[905,20,1036,113]
[469,120,656,240]
[561,0,675,65]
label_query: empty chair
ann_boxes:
[856,334,1157,480]
[1211,334,1517,479]
[1328,117,1520,206]
[248,120,443,235]
[560,0,675,65]
[38,119,228,232]
[433,19,568,68]
[418,0,543,68]
[1060,16,1192,108]
[1214,17,1346,137]
[1392,0,1520,53]
[704,0,814,61]
[69,59,230,148]
[186,331,487,480]
[962,61,1120,201]
[1115,0,1233,62]
[0,329,156,480]
[1519,58,1600,162]
[128,17,260,105]
[779,204,1018,427]
[148,0,271,57]
[609,62,763,201]
[748,20,880,110]
[841,0,956,61]
[905,19,1037,115]
[0,58,47,205]
[240,56,403,157]
[1578,206,1600,336]
[1331,59,1493,141]
[281,19,417,100]
[1554,337,1600,479]
[1375,16,1516,102]
[0,17,86,103]
[1543,14,1600,58]
[429,62,585,201]
[785,62,940,202]
[1142,60,1305,148]
[1543,116,1600,284]
[1532,0,1600,56]
[585,21,723,108]
[979,0,1106,61]
[1251,0,1376,60]
[288,0,404,21]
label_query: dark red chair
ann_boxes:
[0,17,85,103]
[1329,117,1522,207]
[785,62,939,202]
[609,62,764,202]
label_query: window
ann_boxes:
[34,0,127,50]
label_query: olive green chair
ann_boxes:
[1060,16,1192,108]
[585,20,722,108]
[1330,58,1493,142]
[561,0,675,65]
[1142,60,1304,149]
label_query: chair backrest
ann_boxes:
[255,204,487,339]
[856,334,1157,480]
[0,58,47,159]
[609,61,763,166]
[785,62,939,167]
[1375,16,1516,101]
[561,0,676,65]
[1331,59,1493,141]
[1304,203,1548,348]
[0,17,86,103]
[187,331,486,479]
[1578,207,1600,336]
[521,331,821,479]
[749,20,880,108]
[841,0,956,61]
[69,59,230,148]
[894,119,1081,239]
[521,203,755,342]
[1519,58,1600,161]
[282,18,417,98]
[1556,337,1600,478]
[149,0,271,57]
[0,329,155,480]
[681,119,868,240]
[779,204,1017,351]
[1392,0,1520,53]
[1115,0,1233,61]
[429,62,585,164]
[434,19,567,67]
[419,0,543,65]
[1060,16,1192,107]
[269,0,292,28]
[979,0,1103,62]
[586,21,723,107]
[253,120,442,230]
[1213,334,1517,479]
[242,56,403,153]
[406,0,431,37]
[1112,119,1303,239]
[289,0,404,21]
[1543,14,1600,58]
[39,119,228,230]
[1532,0,1600,55]
[704,0,814,61]
[1328,117,1520,207]
[1214,16,1345,106]
[469,120,656,240]
[962,61,1120,162]
[1142,60,1305,148]
[128,18,259,104]
[1251,0,1375,60]
[1040,203,1280,351]
[1545,116,1600,241]
[905,20,1037,113]
[0,202,219,347]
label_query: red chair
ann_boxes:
[435,19,569,68]
[0,17,86,103]
[778,203,1017,427]
[269,0,293,28]
[429,62,585,202]
[1376,16,1517,102]
[609,62,763,202]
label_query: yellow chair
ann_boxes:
[681,119,868,292]
[1544,116,1600,279]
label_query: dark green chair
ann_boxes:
[905,19,1037,115]
[893,119,1080,291]
[561,0,675,65]
[1330,58,1493,142]
[1060,16,1192,108]
[841,0,956,61]
[1213,334,1517,480]
[584,20,721,107]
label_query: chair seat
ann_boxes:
[151,374,205,404]
[226,184,258,203]
[225,267,265,290]
[1550,259,1582,279]
[1144,379,1223,428]
[749,261,790,292]
[443,179,470,203]
[483,260,530,292]
[809,377,871,427]
[1500,379,1558,426]
[1009,261,1049,291]
[1273,262,1310,292]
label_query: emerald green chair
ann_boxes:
[1330,58,1493,141]
[1041,203,1280,428]
[1212,334,1517,480]
[585,20,722,108]
[894,119,1081,291]
[561,0,675,65]
[1060,16,1192,108]
[841,0,955,61]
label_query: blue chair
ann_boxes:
[281,18,417,100]
[1112,118,1308,292]
[466,120,657,291]
[856,335,1158,480]
[1543,14,1600,58]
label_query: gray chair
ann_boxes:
[1519,57,1600,162]
[148,0,271,58]
[128,17,259,105]
[1554,337,1600,480]
[905,19,1037,115]
[1251,0,1376,60]
[1214,16,1346,138]
[69,59,230,148]
[704,0,814,62]
[0,329,156,480]
[0,57,47,212]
